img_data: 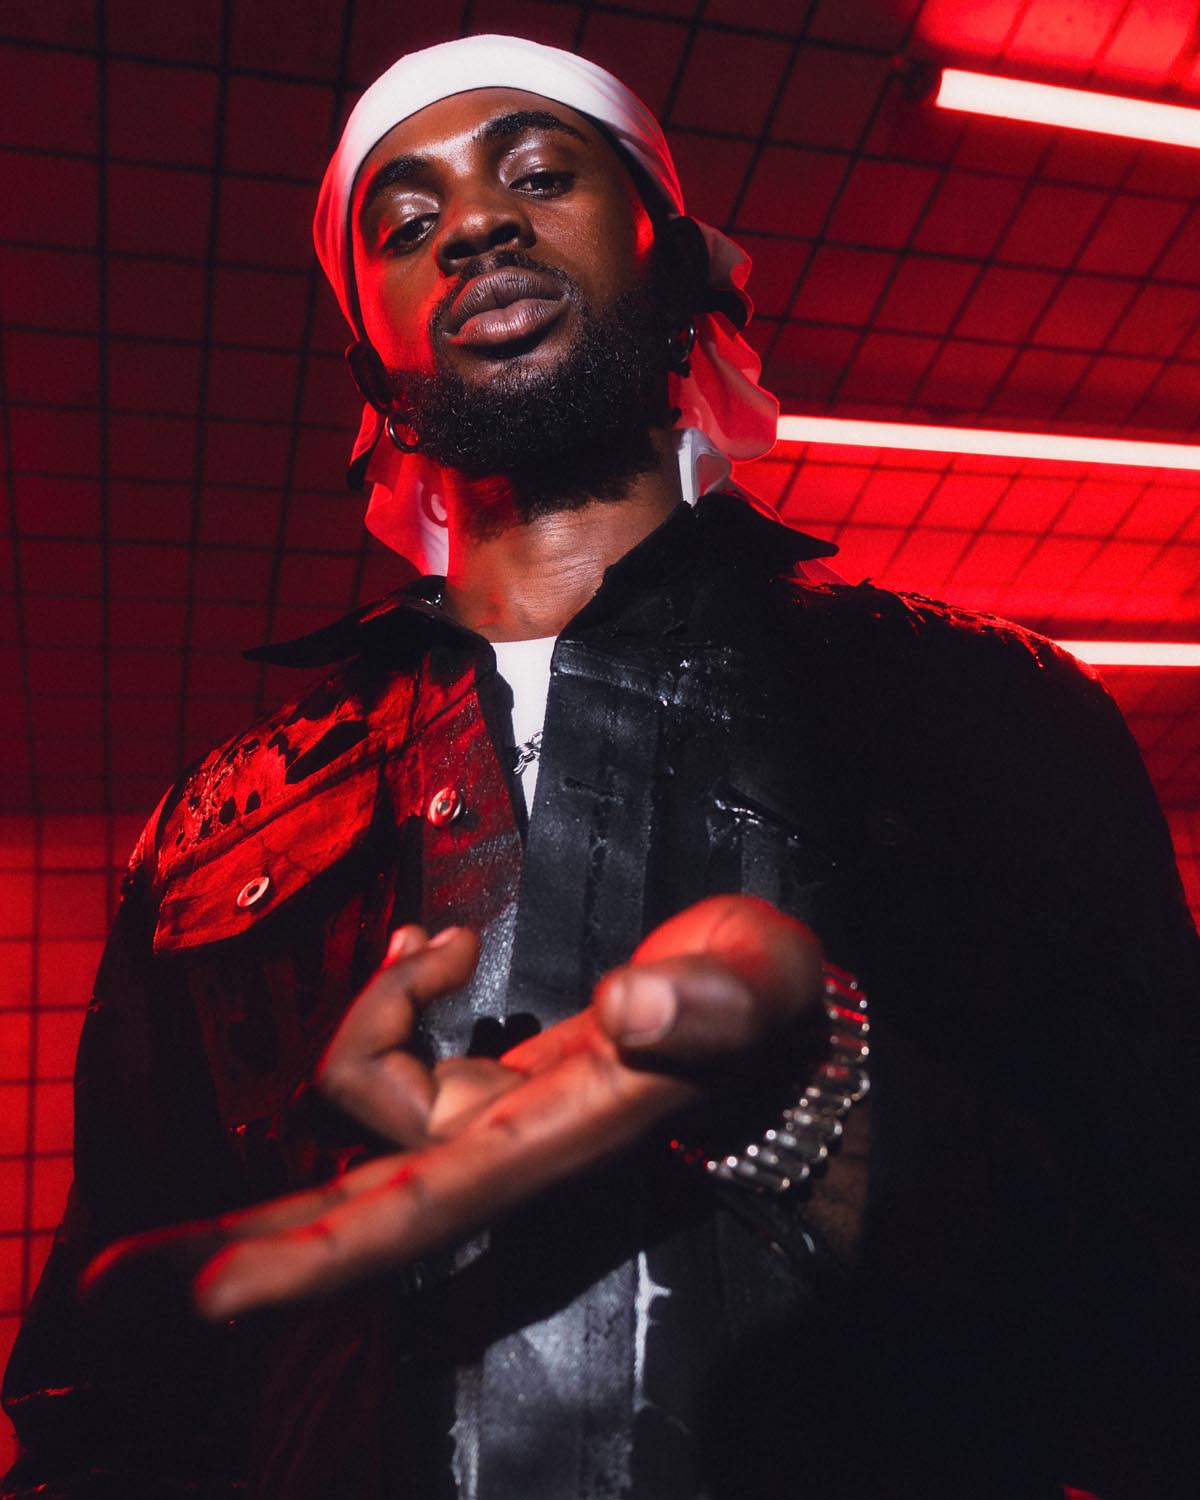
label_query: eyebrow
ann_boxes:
[359,110,588,219]
[480,109,587,145]
[360,155,427,218]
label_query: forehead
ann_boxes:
[354,86,619,197]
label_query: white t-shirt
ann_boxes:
[492,636,556,816]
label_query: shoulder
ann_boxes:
[766,570,1106,721]
[689,492,1114,745]
[130,578,454,891]
[132,652,413,897]
[697,491,1101,688]
[798,577,1092,672]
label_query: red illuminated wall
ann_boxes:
[1,814,141,1475]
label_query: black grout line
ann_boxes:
[723,1,822,231]
[3,0,1200,821]
[571,0,595,55]
[756,12,941,379]
[12,209,1200,269]
[16,813,42,1306]
[815,11,1055,426]
[1,241,41,1308]
[96,1,112,821]
[0,348,38,822]
[171,0,234,786]
[1,3,911,75]
[658,0,709,130]
[255,0,360,712]
[11,127,1200,211]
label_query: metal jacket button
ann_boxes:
[236,874,271,908]
[427,786,464,826]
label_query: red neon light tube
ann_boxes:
[935,67,1200,149]
[1055,642,1200,667]
[775,416,1200,472]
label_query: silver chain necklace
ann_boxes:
[512,730,543,777]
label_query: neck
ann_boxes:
[440,429,683,642]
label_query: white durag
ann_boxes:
[314,33,781,575]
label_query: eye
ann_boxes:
[383,213,436,252]
[512,169,574,197]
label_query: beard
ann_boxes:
[387,253,677,523]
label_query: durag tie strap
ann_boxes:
[313,32,781,575]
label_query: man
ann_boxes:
[4,34,1199,1500]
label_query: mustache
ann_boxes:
[429,250,580,337]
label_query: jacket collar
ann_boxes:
[244,494,837,668]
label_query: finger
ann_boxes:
[594,950,822,1066]
[81,1221,232,1327]
[194,1144,500,1319]
[82,1161,398,1317]
[632,896,824,1006]
[88,1145,434,1312]
[702,899,825,1022]
[194,1043,696,1319]
[327,1049,437,1146]
[318,926,427,1072]
[385,924,425,963]
[323,925,476,1063]
[604,896,825,1059]
[83,1155,420,1322]
[595,956,753,1060]
[317,925,480,1144]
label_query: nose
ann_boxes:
[435,187,533,272]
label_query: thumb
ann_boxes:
[594,953,820,1067]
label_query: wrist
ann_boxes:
[671,962,869,1195]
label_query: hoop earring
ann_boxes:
[386,413,420,453]
[669,318,697,377]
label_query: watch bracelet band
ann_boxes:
[670,962,869,1196]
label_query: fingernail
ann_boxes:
[611,972,677,1045]
[193,1261,240,1323]
[386,929,411,961]
[195,1280,234,1321]
[429,927,459,948]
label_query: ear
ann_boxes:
[344,340,394,412]
[656,216,710,319]
[656,215,747,331]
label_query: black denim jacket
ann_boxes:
[5,495,1199,1500]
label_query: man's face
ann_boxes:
[351,86,658,388]
[349,88,676,492]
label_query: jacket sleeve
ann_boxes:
[860,620,1200,1498]
[1011,648,1200,1499]
[1,824,254,1500]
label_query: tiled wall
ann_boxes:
[3,805,1200,1475]
[1,812,143,1476]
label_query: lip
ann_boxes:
[444,267,567,348]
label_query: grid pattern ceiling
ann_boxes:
[3,0,1200,816]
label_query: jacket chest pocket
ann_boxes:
[153,769,405,1137]
[702,778,840,922]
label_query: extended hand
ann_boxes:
[83,896,823,1320]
